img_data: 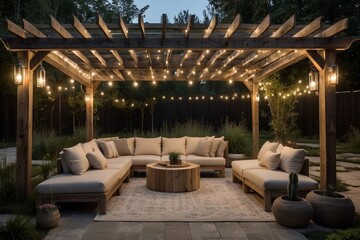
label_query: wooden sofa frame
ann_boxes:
[233,159,311,212]
[37,160,130,214]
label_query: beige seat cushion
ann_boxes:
[108,156,133,164]
[259,151,281,170]
[107,158,132,177]
[243,168,318,191]
[63,143,90,175]
[86,152,108,169]
[132,155,161,165]
[186,137,204,155]
[162,137,186,155]
[35,168,122,194]
[186,155,225,166]
[134,137,162,155]
[231,159,264,177]
[257,141,280,160]
[279,147,306,173]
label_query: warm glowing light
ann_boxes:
[189,80,193,85]
[85,94,90,102]
[152,81,156,85]
[133,81,138,87]
[108,81,113,87]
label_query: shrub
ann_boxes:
[0,215,44,240]
[160,120,213,137]
[327,228,360,240]
[345,126,360,152]
[218,119,251,155]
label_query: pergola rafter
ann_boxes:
[3,13,359,200]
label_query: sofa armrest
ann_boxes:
[300,158,309,176]
[57,158,63,174]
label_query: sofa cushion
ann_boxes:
[231,159,264,177]
[257,141,280,160]
[114,138,134,156]
[82,139,101,154]
[108,156,133,164]
[35,168,122,194]
[186,155,225,166]
[186,137,205,155]
[59,151,70,173]
[193,139,213,157]
[86,152,108,169]
[98,141,119,158]
[132,155,161,165]
[216,140,227,157]
[243,168,318,191]
[107,158,132,177]
[259,151,281,170]
[162,137,186,155]
[209,137,224,157]
[279,147,306,173]
[63,143,90,175]
[134,137,161,155]
[276,143,284,154]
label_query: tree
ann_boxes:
[173,10,201,23]
[260,73,303,143]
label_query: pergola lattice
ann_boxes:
[3,13,359,199]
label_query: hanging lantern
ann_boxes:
[328,63,339,85]
[308,69,319,91]
[36,63,46,88]
[14,58,25,85]
[84,94,90,102]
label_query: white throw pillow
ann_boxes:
[279,146,306,173]
[259,151,281,170]
[82,139,101,154]
[193,139,213,157]
[257,141,280,160]
[162,137,186,155]
[276,143,284,154]
[63,143,90,175]
[209,136,224,157]
[185,137,202,155]
[86,152,108,169]
[134,137,162,155]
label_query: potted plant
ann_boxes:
[36,203,60,229]
[306,185,355,228]
[272,172,313,228]
[169,152,182,165]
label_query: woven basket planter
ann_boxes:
[306,190,355,228]
[272,196,313,228]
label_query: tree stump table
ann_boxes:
[146,162,200,192]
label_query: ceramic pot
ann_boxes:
[36,208,60,229]
[272,196,313,228]
[306,190,355,228]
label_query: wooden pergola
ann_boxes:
[3,13,359,199]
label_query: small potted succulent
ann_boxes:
[272,172,313,228]
[36,203,60,229]
[169,152,182,165]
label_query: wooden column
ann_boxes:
[16,51,33,199]
[251,82,260,158]
[85,84,94,141]
[319,51,337,191]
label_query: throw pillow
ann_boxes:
[209,136,224,157]
[63,143,90,175]
[162,137,186,155]
[279,146,306,173]
[257,141,280,160]
[276,143,284,154]
[134,137,162,155]
[86,152,108,169]
[98,141,119,158]
[193,139,213,157]
[259,151,281,170]
[185,137,202,155]
[216,140,227,157]
[114,138,132,156]
[81,139,102,154]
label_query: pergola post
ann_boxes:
[319,50,337,191]
[85,84,94,141]
[251,82,260,158]
[16,51,33,199]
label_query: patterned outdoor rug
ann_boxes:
[94,174,275,222]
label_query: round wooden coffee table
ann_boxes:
[146,162,200,192]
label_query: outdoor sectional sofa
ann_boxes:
[232,141,319,212]
[35,136,228,214]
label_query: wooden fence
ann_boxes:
[1,91,360,141]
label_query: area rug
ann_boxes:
[94,176,275,222]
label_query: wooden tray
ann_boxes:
[157,161,190,168]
